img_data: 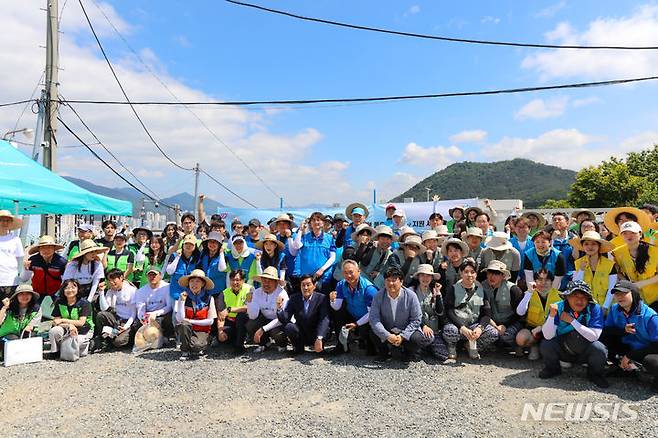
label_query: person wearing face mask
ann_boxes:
[612,221,658,312]
[602,280,658,391]
[570,231,617,310]
[360,225,394,290]
[523,230,566,291]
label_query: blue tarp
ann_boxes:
[0,140,133,216]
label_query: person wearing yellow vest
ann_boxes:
[216,269,253,354]
[603,206,652,251]
[612,221,658,312]
[46,279,94,360]
[571,231,617,310]
[515,269,562,361]
[174,269,217,360]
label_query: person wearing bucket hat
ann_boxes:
[65,223,95,261]
[134,267,174,340]
[612,221,658,311]
[479,232,521,283]
[460,227,484,263]
[360,225,394,289]
[602,280,658,390]
[289,212,337,294]
[0,284,42,349]
[442,258,499,360]
[105,233,135,281]
[570,209,597,233]
[464,206,483,227]
[438,238,469,290]
[174,269,217,359]
[432,224,452,244]
[446,206,465,234]
[91,268,137,353]
[571,231,617,309]
[254,233,287,284]
[165,233,202,300]
[480,260,524,349]
[246,266,290,352]
[386,234,425,287]
[419,230,442,272]
[20,235,67,299]
[197,231,227,296]
[129,227,153,281]
[0,210,25,299]
[539,280,609,388]
[521,212,546,237]
[410,264,449,361]
[62,239,109,304]
[523,230,566,291]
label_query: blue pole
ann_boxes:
[280,197,283,211]
[373,189,376,206]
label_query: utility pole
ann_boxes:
[193,163,200,216]
[174,204,181,224]
[42,0,59,236]
[425,186,432,202]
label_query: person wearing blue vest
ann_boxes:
[290,212,336,294]
[510,216,533,288]
[165,234,201,300]
[523,230,566,291]
[198,232,226,295]
[551,212,577,290]
[223,234,258,285]
[343,202,369,249]
[539,280,609,388]
[329,259,378,355]
[602,280,658,391]
[274,213,298,289]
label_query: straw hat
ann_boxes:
[571,209,596,222]
[400,235,426,252]
[570,231,614,254]
[71,239,109,260]
[603,207,652,235]
[461,227,484,241]
[178,269,215,290]
[345,202,369,219]
[480,260,511,280]
[485,232,513,251]
[255,233,284,251]
[441,237,469,257]
[421,230,439,243]
[9,283,40,302]
[28,235,65,255]
[397,226,417,243]
[414,264,441,280]
[373,225,394,240]
[254,266,280,282]
[273,213,297,228]
[521,211,547,228]
[351,223,376,243]
[0,210,22,230]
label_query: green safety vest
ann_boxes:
[106,249,131,274]
[58,303,94,332]
[0,311,40,337]
[221,284,251,318]
[67,243,80,261]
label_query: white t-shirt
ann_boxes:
[134,281,172,320]
[0,234,24,286]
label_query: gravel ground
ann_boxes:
[1,345,656,437]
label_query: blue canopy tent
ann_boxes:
[0,140,132,216]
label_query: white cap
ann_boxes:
[393,209,406,218]
[619,221,642,234]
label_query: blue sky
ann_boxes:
[2,1,658,208]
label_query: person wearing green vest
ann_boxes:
[216,269,253,354]
[129,227,153,285]
[46,279,94,360]
[66,223,95,261]
[446,206,464,234]
[0,284,42,358]
[105,233,134,281]
[135,235,168,287]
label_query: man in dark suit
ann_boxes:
[277,275,330,355]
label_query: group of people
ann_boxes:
[1,200,658,391]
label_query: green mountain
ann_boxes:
[392,159,576,208]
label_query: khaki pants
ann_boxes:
[48,325,93,357]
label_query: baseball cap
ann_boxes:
[619,221,642,234]
[611,280,638,295]
[77,223,94,232]
[248,218,261,227]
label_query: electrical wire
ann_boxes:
[226,0,658,50]
[0,99,36,109]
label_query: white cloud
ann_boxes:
[523,5,658,80]
[536,1,567,18]
[0,2,362,208]
[481,16,501,25]
[515,96,569,120]
[406,5,421,15]
[375,172,424,202]
[173,35,192,48]
[620,131,658,151]
[449,129,488,144]
[399,142,462,168]
[572,96,602,107]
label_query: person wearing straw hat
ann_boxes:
[255,233,287,285]
[65,223,95,261]
[165,233,202,300]
[0,210,24,300]
[480,260,524,349]
[134,268,174,340]
[523,230,566,291]
[602,280,658,391]
[105,232,135,281]
[420,230,442,273]
[539,280,609,388]
[410,264,449,361]
[446,206,465,234]
[273,213,299,291]
[515,268,563,361]
[175,269,218,360]
[91,268,137,352]
[442,258,498,360]
[198,231,227,296]
[0,284,42,353]
[62,239,109,305]
[20,235,66,300]
[461,227,484,265]
[612,221,658,311]
[289,212,337,294]
[361,225,394,289]
[604,206,653,252]
[386,234,425,287]
[216,269,253,354]
[479,232,521,283]
[343,202,369,248]
[246,266,290,353]
[570,231,617,309]
[438,237,469,290]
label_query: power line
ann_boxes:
[226,0,658,50]
[60,99,163,200]
[89,0,281,200]
[56,75,658,107]
[57,115,176,210]
[77,0,194,171]
[0,99,36,109]
[200,168,258,208]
